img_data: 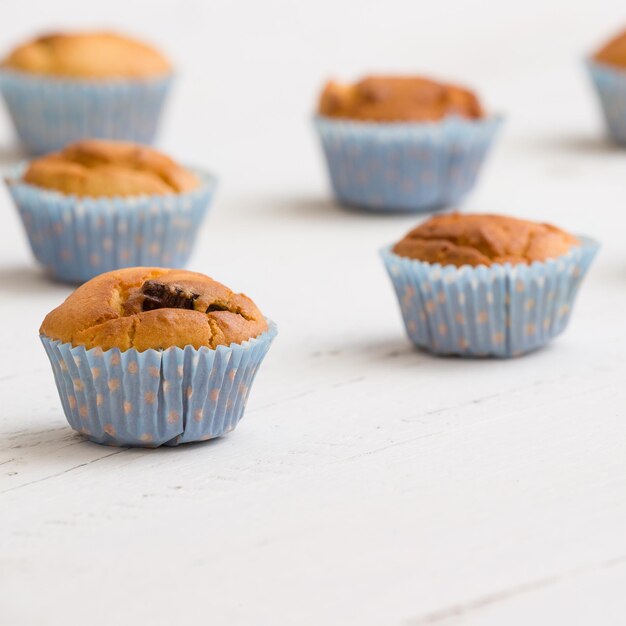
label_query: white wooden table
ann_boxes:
[2,2,626,624]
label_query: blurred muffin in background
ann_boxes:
[381,213,599,357]
[3,31,170,78]
[314,75,501,213]
[594,28,626,68]
[40,266,277,447]
[588,27,626,144]
[5,139,217,283]
[0,31,173,153]
[319,76,484,122]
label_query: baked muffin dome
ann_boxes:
[2,31,171,79]
[318,75,484,122]
[594,28,626,68]
[23,139,199,197]
[392,213,579,267]
[40,267,268,352]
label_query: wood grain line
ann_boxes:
[406,555,626,625]
[0,448,128,495]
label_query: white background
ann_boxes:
[2,1,626,624]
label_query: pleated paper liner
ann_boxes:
[41,321,278,447]
[5,162,217,284]
[587,59,626,144]
[0,70,172,154]
[314,114,502,212]
[381,238,599,357]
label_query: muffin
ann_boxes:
[0,31,173,153]
[40,267,277,447]
[314,75,502,212]
[588,28,626,144]
[5,139,216,283]
[319,76,484,122]
[381,213,599,356]
[392,214,578,266]
[3,31,170,78]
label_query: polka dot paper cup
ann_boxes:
[587,59,626,144]
[381,237,599,357]
[0,70,172,154]
[40,321,277,447]
[5,162,217,284]
[314,115,502,212]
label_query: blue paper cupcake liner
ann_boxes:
[5,162,217,284]
[314,115,503,212]
[0,70,172,154]
[40,321,278,447]
[587,59,626,144]
[381,238,599,357]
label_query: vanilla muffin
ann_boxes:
[381,213,598,357]
[24,139,199,197]
[5,140,216,283]
[40,267,277,447]
[588,28,626,144]
[392,213,579,267]
[0,30,173,152]
[314,74,501,212]
[319,75,484,122]
[2,31,170,78]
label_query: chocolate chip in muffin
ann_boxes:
[206,302,230,313]
[141,280,199,311]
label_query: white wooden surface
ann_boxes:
[2,1,626,624]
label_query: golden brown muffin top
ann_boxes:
[2,31,171,78]
[40,267,268,352]
[318,75,484,122]
[392,214,579,267]
[594,28,626,67]
[23,140,199,198]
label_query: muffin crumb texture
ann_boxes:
[2,31,171,78]
[393,214,579,267]
[40,267,268,351]
[594,28,626,67]
[22,139,199,197]
[319,75,484,122]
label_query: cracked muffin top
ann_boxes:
[40,267,268,351]
[318,75,484,122]
[2,31,171,79]
[392,214,579,267]
[22,140,199,197]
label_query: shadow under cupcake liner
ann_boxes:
[587,60,626,144]
[381,238,599,357]
[314,115,503,212]
[40,321,278,447]
[5,163,217,284]
[0,70,172,154]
